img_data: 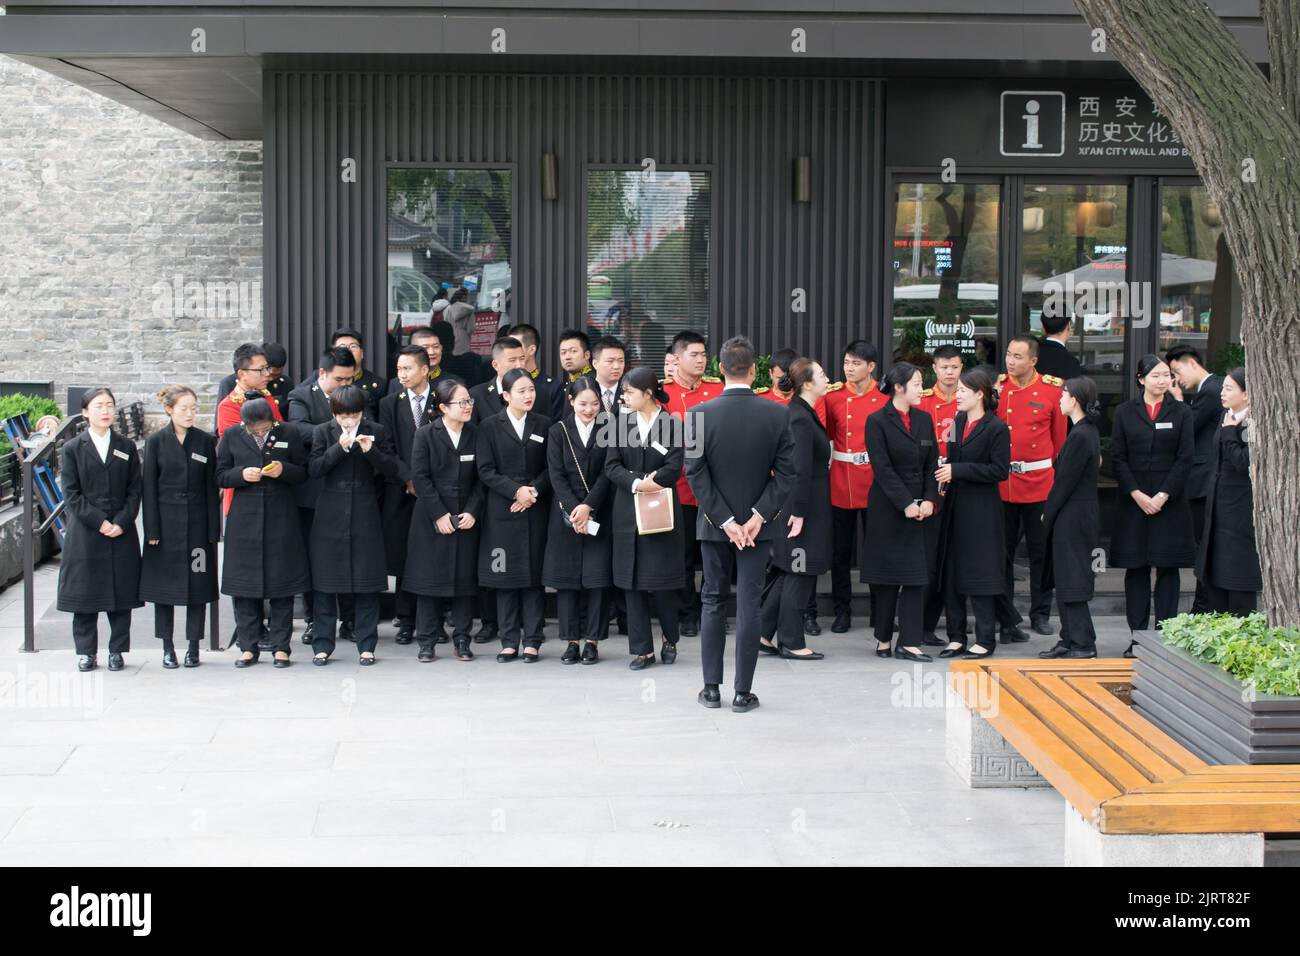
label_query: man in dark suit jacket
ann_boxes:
[685,336,796,713]
[469,335,528,425]
[1035,314,1086,381]
[1167,345,1223,614]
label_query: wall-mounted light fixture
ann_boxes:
[793,156,811,203]
[541,153,559,201]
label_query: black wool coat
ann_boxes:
[771,397,833,577]
[604,411,687,592]
[286,380,376,509]
[860,403,941,587]
[1195,420,1262,593]
[476,409,553,589]
[1041,418,1101,602]
[1109,396,1196,568]
[307,419,401,594]
[56,429,144,614]
[1185,374,1224,502]
[139,427,220,607]
[936,412,1011,596]
[542,415,614,590]
[404,419,485,597]
[216,422,312,599]
[378,387,440,576]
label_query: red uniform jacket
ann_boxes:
[754,386,827,426]
[823,380,888,510]
[995,372,1066,504]
[919,385,960,458]
[661,375,721,508]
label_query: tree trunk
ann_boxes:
[1074,0,1300,627]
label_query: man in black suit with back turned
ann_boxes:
[1035,313,1086,382]
[1166,344,1223,614]
[686,336,796,713]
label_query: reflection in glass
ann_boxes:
[891,183,1001,375]
[1159,184,1238,370]
[386,168,513,356]
[586,169,711,369]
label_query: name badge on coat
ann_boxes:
[112,449,130,461]
[273,441,289,448]
[1154,422,1173,430]
[191,453,208,463]
[529,433,545,443]
[459,454,475,462]
[651,440,668,455]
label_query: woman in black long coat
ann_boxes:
[57,387,143,673]
[861,362,940,661]
[216,398,310,668]
[139,384,219,669]
[405,378,485,662]
[1110,354,1196,649]
[544,377,614,665]
[759,358,831,659]
[1039,376,1102,658]
[933,368,1010,658]
[477,367,552,662]
[605,366,686,670]
[306,385,401,665]
[1195,367,1261,616]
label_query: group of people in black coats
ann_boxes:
[55,328,1259,679]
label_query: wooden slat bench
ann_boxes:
[946,659,1300,866]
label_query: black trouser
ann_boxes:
[394,579,417,631]
[759,569,816,651]
[298,508,355,629]
[967,595,997,651]
[1123,566,1182,631]
[678,504,702,624]
[701,541,767,693]
[999,500,1051,625]
[478,588,498,635]
[1189,497,1210,614]
[153,604,205,645]
[72,610,131,657]
[417,595,472,650]
[234,597,292,654]
[1203,584,1256,617]
[830,506,864,616]
[498,587,544,650]
[313,591,380,655]
[870,584,923,649]
[626,588,680,656]
[1058,599,1096,652]
[557,588,609,644]
[926,579,968,640]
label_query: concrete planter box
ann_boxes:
[1131,630,1300,765]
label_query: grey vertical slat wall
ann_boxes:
[265,70,883,379]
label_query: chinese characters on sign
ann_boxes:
[1075,94,1190,160]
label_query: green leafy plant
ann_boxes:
[0,394,62,457]
[1209,342,1246,376]
[1160,613,1300,696]
[705,353,772,389]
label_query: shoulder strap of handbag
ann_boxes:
[561,421,591,498]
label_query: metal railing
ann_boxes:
[21,415,82,653]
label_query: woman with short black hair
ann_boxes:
[57,387,144,672]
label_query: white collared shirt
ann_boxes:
[507,408,528,441]
[446,424,462,449]
[635,408,660,444]
[89,428,112,462]
[575,417,596,446]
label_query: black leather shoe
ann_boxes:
[474,627,497,645]
[1038,642,1070,659]
[732,692,760,713]
[496,649,519,663]
[779,645,824,660]
[162,650,179,669]
[183,649,200,668]
[522,648,540,663]
[561,642,581,664]
[660,641,677,665]
[875,644,892,658]
[698,685,721,709]
[893,646,932,662]
[312,653,329,666]
[580,642,599,665]
[417,647,435,663]
[340,624,356,643]
[454,639,474,662]
[273,655,291,668]
[678,618,699,638]
[395,629,414,646]
[961,647,996,660]
[831,611,850,633]
[938,645,968,658]
[108,653,125,672]
[1030,618,1055,636]
[358,654,375,666]
[921,631,946,647]
[803,613,822,636]
[999,624,1031,644]
[758,640,779,656]
[1122,640,1137,659]
[1063,648,1098,659]
[301,622,314,645]
[77,655,96,672]
[235,653,258,668]
[629,654,655,671]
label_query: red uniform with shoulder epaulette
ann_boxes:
[754,386,828,426]
[822,380,889,509]
[995,371,1067,503]
[918,385,960,458]
[661,374,722,507]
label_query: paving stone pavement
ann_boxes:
[0,563,1144,866]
